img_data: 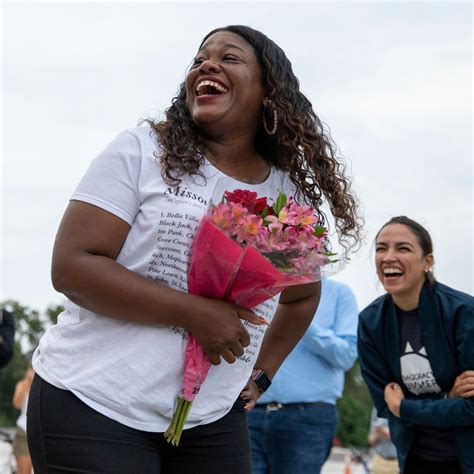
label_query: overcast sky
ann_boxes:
[2,1,472,313]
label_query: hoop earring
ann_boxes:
[262,105,278,135]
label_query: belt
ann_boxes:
[254,402,332,412]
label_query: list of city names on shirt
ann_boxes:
[239,299,277,363]
[146,209,199,292]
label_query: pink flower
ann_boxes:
[211,204,232,231]
[212,189,329,272]
[265,206,291,230]
[229,202,249,223]
[254,227,272,252]
[292,251,329,274]
[265,215,284,233]
[295,227,320,252]
[266,230,293,252]
[235,214,264,244]
[283,199,318,227]
[283,226,299,245]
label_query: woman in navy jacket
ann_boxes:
[358,216,474,474]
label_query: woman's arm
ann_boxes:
[12,379,30,410]
[399,397,474,427]
[393,371,474,427]
[385,303,474,427]
[254,281,321,379]
[300,284,358,371]
[386,370,474,417]
[368,426,391,446]
[52,200,263,365]
[448,370,474,398]
[365,346,474,428]
[240,281,320,410]
[357,317,395,419]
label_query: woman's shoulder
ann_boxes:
[96,127,159,157]
[95,127,162,171]
[120,126,161,151]
[433,281,474,309]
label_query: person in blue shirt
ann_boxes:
[246,278,358,474]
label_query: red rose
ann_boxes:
[224,189,267,214]
[254,197,268,214]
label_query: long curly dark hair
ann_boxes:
[146,25,363,252]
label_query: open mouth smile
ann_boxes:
[196,80,229,97]
[382,267,404,280]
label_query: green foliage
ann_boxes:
[336,362,372,447]
[274,192,287,215]
[0,300,63,426]
[45,304,62,326]
[314,225,327,237]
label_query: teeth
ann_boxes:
[383,268,403,275]
[196,80,228,94]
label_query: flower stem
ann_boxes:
[164,397,192,446]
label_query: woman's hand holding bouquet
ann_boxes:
[188,297,261,366]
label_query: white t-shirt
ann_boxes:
[33,127,295,432]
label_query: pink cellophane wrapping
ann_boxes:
[181,216,317,401]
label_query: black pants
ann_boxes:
[27,375,251,474]
[404,452,462,474]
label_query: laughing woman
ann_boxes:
[358,216,474,474]
[27,25,361,474]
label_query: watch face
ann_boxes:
[254,372,272,393]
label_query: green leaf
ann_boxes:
[313,225,327,237]
[274,192,287,215]
[260,206,268,219]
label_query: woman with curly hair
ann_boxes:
[28,25,362,473]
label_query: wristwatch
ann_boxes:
[251,369,272,394]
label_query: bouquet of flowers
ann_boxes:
[164,188,336,445]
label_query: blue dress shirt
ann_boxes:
[258,278,358,405]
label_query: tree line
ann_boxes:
[0,300,61,426]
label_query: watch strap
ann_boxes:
[251,369,272,394]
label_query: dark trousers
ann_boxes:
[404,453,462,474]
[27,375,251,474]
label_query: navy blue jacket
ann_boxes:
[358,281,474,473]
